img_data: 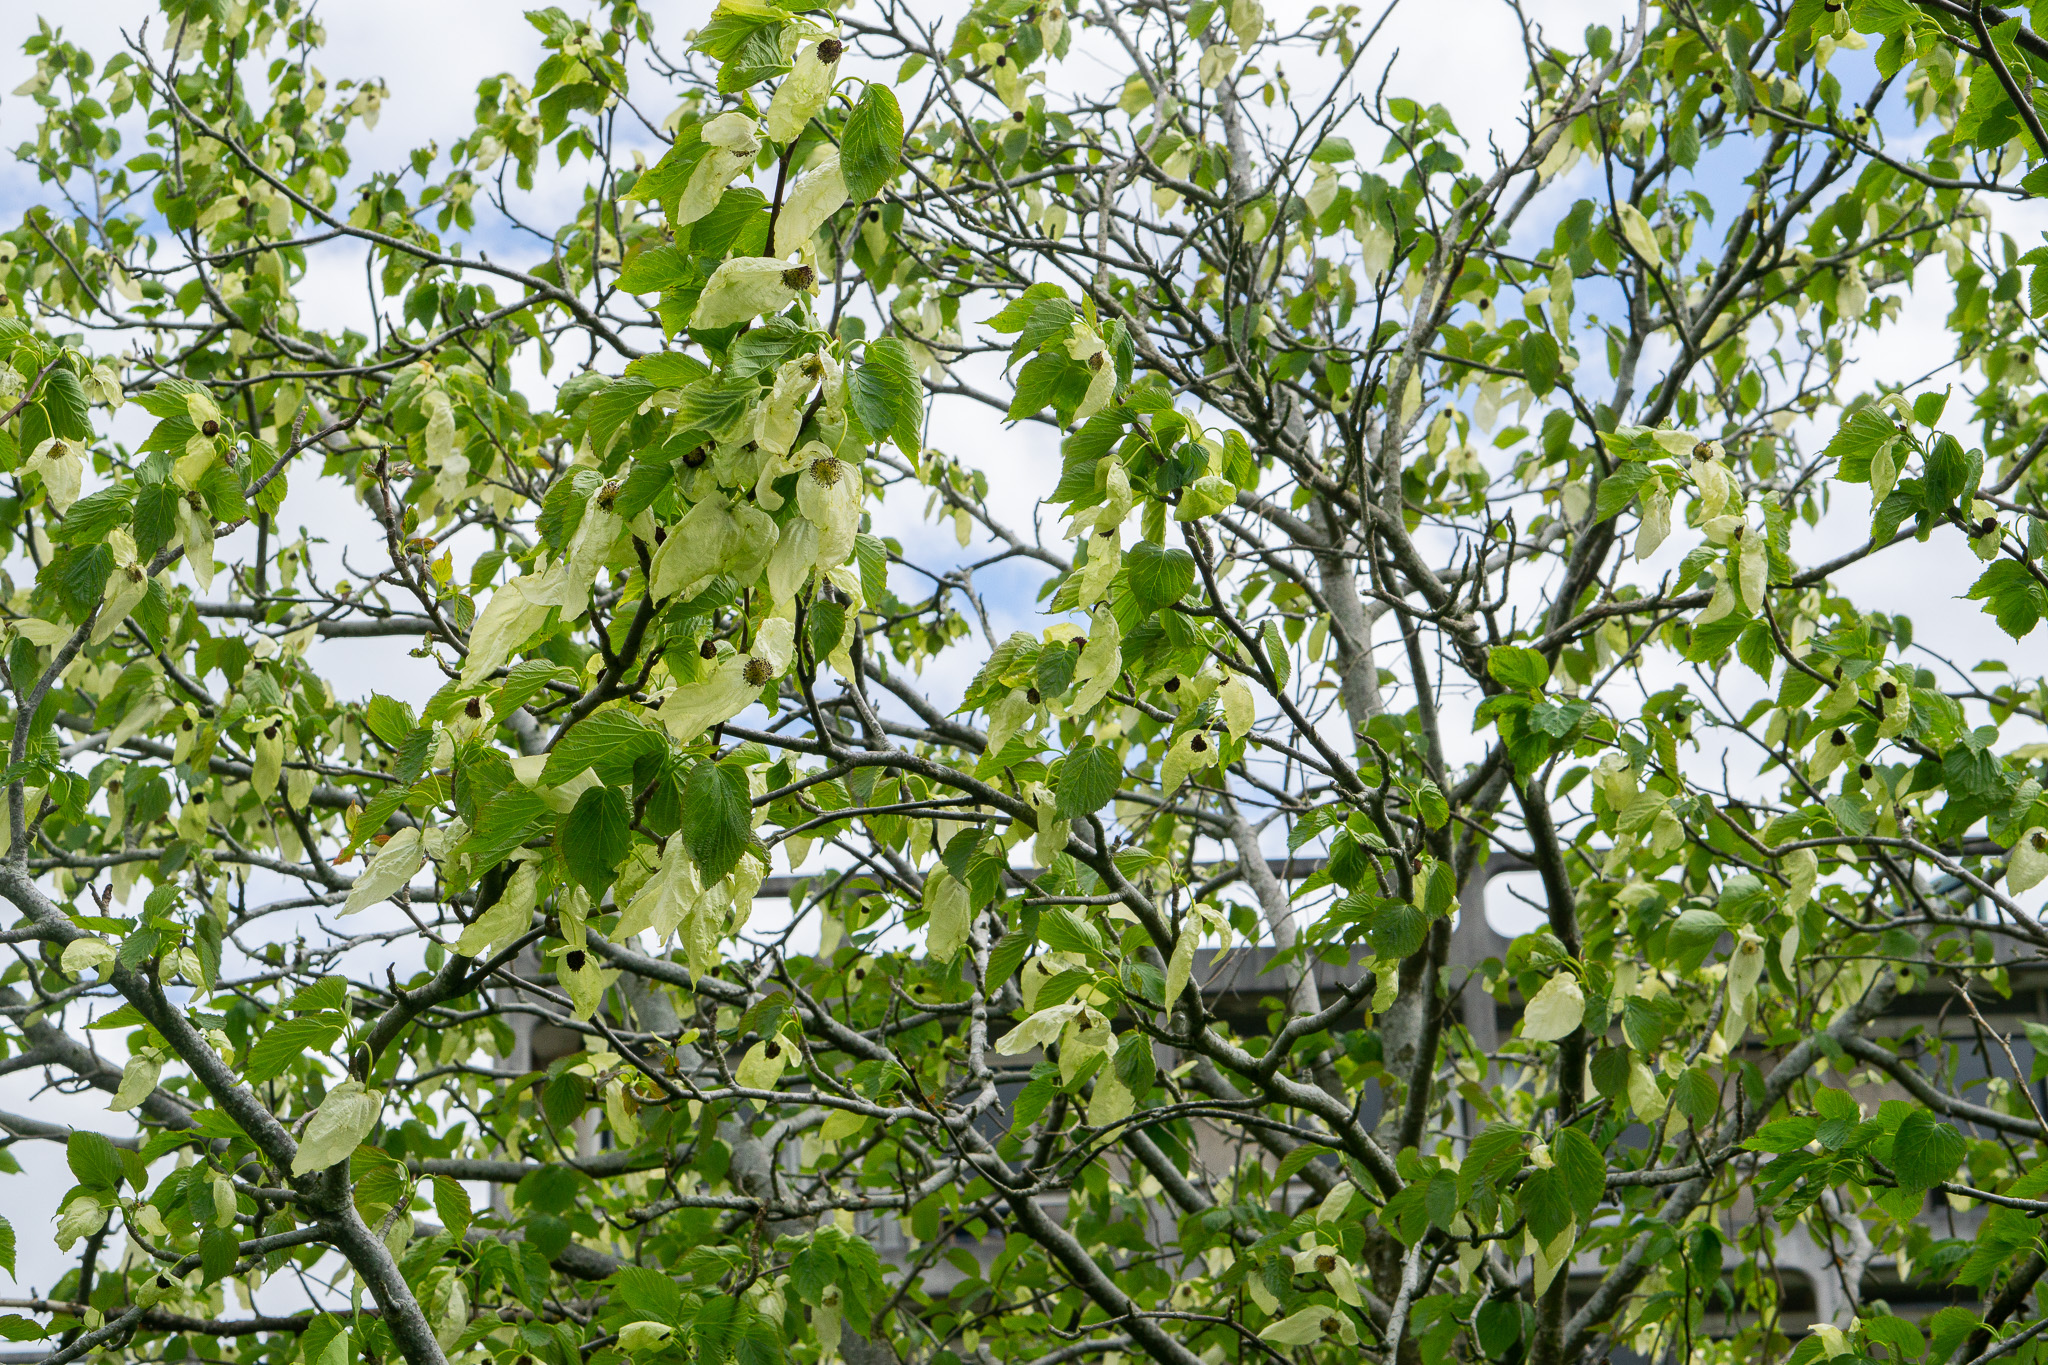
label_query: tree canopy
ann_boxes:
[11,1,2048,1364]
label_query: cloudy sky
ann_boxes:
[0,0,2037,1297]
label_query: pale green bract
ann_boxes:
[291,1080,383,1175]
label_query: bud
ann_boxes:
[202,419,220,437]
[744,656,775,686]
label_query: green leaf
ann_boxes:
[0,1216,13,1279]
[1814,1086,1859,1123]
[1666,908,1728,973]
[543,710,665,787]
[1126,541,1195,610]
[1518,1167,1573,1246]
[43,368,92,442]
[626,351,711,389]
[1673,1066,1718,1128]
[1966,560,2047,639]
[1824,405,1895,482]
[1923,433,1974,509]
[1040,906,1103,955]
[1366,898,1429,958]
[808,598,846,659]
[682,760,752,884]
[1590,1046,1630,1100]
[1892,1107,1966,1190]
[1594,462,1652,521]
[1174,474,1237,520]
[66,1130,123,1192]
[197,461,250,523]
[715,20,791,92]
[1458,1125,1528,1204]
[1008,351,1070,420]
[1487,645,1551,693]
[1736,620,1775,681]
[54,486,132,546]
[1521,331,1562,396]
[464,786,557,869]
[612,1266,682,1326]
[199,1226,239,1284]
[841,83,904,204]
[1425,1167,1458,1230]
[1745,1117,1817,1153]
[1056,743,1122,818]
[848,337,922,456]
[55,544,113,621]
[1113,1032,1155,1096]
[1552,1126,1605,1222]
[363,694,417,749]
[1475,1300,1521,1357]
[133,481,178,561]
[560,785,632,895]
[1010,296,1077,366]
[432,1174,473,1240]
[856,533,888,605]
[984,283,1069,332]
[1412,779,1449,830]
[1420,860,1456,917]
[134,378,206,420]
[617,245,691,294]
[985,931,1032,989]
[247,1015,346,1085]
[1261,620,1290,690]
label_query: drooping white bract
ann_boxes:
[771,150,848,256]
[660,617,795,742]
[692,257,818,330]
[342,826,426,915]
[791,442,861,570]
[650,492,778,603]
[765,35,842,145]
[291,1079,382,1174]
[678,112,761,226]
[1523,972,1585,1041]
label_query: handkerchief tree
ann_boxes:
[1,1,2048,1364]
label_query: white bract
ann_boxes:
[291,1079,382,1174]
[691,257,819,330]
[1523,972,1585,1041]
